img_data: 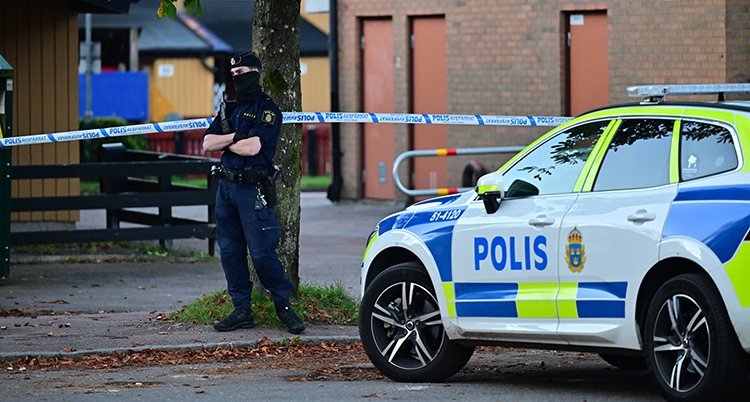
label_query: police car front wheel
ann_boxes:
[359,262,474,382]
[644,274,750,402]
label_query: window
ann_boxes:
[503,120,609,197]
[593,119,673,192]
[680,121,738,181]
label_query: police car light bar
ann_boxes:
[627,84,750,102]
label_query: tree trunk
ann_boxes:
[251,0,303,295]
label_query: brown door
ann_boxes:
[362,18,395,199]
[411,17,447,195]
[568,11,609,117]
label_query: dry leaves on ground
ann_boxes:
[5,339,371,376]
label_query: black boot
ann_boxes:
[214,308,255,331]
[276,305,305,334]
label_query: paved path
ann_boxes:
[0,192,403,360]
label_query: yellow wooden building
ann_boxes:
[0,0,136,224]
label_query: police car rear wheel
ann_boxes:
[359,262,474,382]
[644,274,750,402]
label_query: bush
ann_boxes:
[79,117,150,164]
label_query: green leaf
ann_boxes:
[163,2,177,20]
[195,0,203,17]
[185,0,195,15]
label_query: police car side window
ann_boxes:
[593,119,673,192]
[502,120,609,197]
[680,120,738,181]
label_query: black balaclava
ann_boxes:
[233,71,261,100]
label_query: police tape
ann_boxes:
[0,118,214,147]
[281,112,572,126]
[0,112,572,147]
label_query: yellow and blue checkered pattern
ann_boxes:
[443,281,627,319]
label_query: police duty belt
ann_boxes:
[212,165,270,185]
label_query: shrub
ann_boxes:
[79,117,150,163]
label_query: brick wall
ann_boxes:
[337,0,750,200]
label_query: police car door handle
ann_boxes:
[528,215,555,227]
[628,209,656,223]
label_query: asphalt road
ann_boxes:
[4,347,679,402]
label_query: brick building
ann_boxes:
[335,0,750,201]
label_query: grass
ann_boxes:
[80,175,330,194]
[170,281,359,328]
[301,174,331,191]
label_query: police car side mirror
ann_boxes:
[476,171,504,214]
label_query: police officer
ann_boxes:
[203,52,304,334]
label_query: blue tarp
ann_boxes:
[79,71,149,121]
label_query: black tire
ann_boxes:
[644,274,750,402]
[598,353,647,371]
[359,262,474,382]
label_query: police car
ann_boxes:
[359,84,750,402]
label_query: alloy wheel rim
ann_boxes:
[652,293,710,393]
[369,280,444,370]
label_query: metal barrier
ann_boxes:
[392,146,525,197]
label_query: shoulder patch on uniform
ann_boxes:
[262,110,276,125]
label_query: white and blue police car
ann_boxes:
[359,84,750,402]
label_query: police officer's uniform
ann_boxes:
[203,53,302,334]
[205,89,290,307]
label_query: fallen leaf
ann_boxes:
[0,326,7,330]
[46,332,54,337]
[60,333,67,337]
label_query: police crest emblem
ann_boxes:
[565,227,586,273]
[262,110,276,125]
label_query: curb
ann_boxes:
[0,335,361,362]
